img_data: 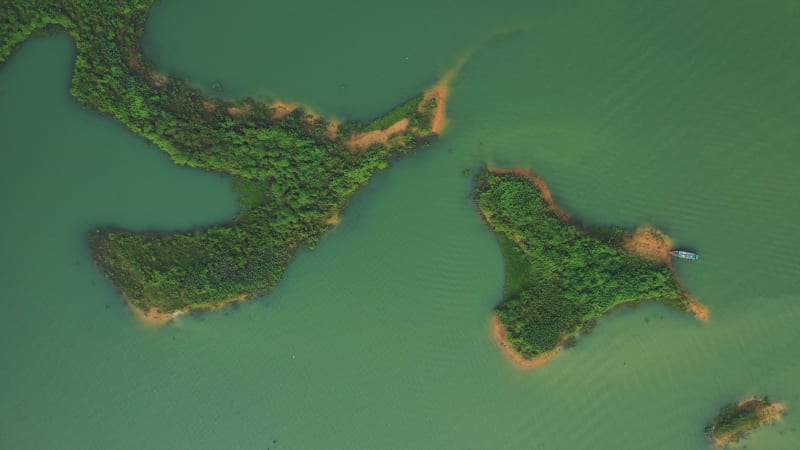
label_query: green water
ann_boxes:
[2,1,800,449]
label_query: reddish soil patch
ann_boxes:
[129,294,250,326]
[422,86,447,134]
[420,49,474,134]
[622,227,710,322]
[624,226,672,265]
[326,121,340,140]
[227,105,252,116]
[489,169,710,323]
[269,101,297,119]
[344,118,410,152]
[130,304,182,326]
[202,101,217,112]
[266,101,340,140]
[325,212,342,226]
[491,314,561,369]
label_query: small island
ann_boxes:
[475,168,708,367]
[705,396,787,448]
[1,1,452,322]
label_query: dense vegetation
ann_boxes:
[476,171,687,358]
[0,1,438,314]
[705,397,785,447]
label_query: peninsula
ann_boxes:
[476,169,708,367]
[705,396,787,448]
[0,1,448,322]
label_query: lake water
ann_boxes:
[2,1,800,448]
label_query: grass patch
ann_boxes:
[496,233,533,299]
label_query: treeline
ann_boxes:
[1,1,438,312]
[475,171,686,358]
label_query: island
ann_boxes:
[475,168,708,367]
[0,1,451,322]
[705,396,787,448]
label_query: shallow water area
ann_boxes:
[3,1,800,449]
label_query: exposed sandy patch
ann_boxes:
[128,294,249,326]
[623,227,710,322]
[491,314,561,369]
[227,105,252,116]
[130,303,183,326]
[325,212,342,226]
[150,72,167,88]
[326,121,340,140]
[202,101,217,112]
[419,49,471,135]
[761,401,788,422]
[422,86,447,134]
[489,167,570,221]
[624,226,673,265]
[736,398,788,423]
[344,118,410,152]
[269,100,300,119]
[341,47,468,152]
[267,101,340,140]
[480,210,494,227]
[126,47,167,88]
[489,168,709,323]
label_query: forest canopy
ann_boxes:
[0,0,440,316]
[475,170,689,359]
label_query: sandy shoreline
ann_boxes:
[344,118,410,151]
[624,226,672,265]
[122,54,466,326]
[486,168,710,368]
[488,167,570,221]
[129,294,249,326]
[491,314,561,369]
[342,63,456,152]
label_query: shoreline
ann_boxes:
[129,294,249,326]
[114,69,458,325]
[711,397,788,448]
[487,167,570,221]
[489,167,708,322]
[490,314,561,369]
[343,66,456,151]
[486,168,709,368]
[623,226,710,322]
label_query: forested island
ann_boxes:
[0,1,448,322]
[476,169,707,366]
[705,396,787,448]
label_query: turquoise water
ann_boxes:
[2,1,800,448]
